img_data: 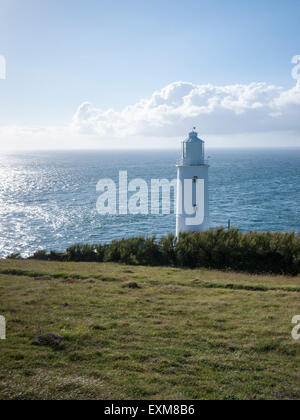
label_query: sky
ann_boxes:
[0,0,300,149]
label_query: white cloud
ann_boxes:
[72,80,300,138]
[1,80,300,150]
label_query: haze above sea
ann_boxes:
[0,148,299,258]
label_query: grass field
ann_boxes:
[0,259,299,400]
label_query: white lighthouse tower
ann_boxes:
[176,129,210,236]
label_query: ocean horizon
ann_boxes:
[0,147,300,258]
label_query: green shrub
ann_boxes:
[6,253,22,260]
[29,229,300,275]
[159,234,177,266]
[30,250,48,260]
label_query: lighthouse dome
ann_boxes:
[185,130,204,143]
[180,129,206,166]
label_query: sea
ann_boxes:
[0,149,300,258]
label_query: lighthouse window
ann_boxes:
[183,143,187,158]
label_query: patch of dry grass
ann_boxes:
[0,260,299,400]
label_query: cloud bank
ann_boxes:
[72,80,300,138]
[1,80,300,150]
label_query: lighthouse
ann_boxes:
[176,129,210,236]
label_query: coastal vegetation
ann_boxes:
[0,259,299,400]
[26,228,300,276]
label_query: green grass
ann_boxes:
[0,259,299,400]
